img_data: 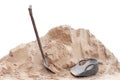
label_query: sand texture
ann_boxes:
[0,25,120,80]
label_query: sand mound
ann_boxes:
[0,25,120,80]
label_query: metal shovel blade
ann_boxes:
[28,5,55,73]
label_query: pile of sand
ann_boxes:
[0,25,120,80]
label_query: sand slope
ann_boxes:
[0,25,120,80]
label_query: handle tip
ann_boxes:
[29,5,32,10]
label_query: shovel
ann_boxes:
[28,5,55,73]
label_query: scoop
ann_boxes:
[28,5,55,73]
[70,58,99,77]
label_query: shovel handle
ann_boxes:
[28,5,46,62]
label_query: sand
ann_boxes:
[0,25,120,80]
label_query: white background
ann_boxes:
[0,0,120,61]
